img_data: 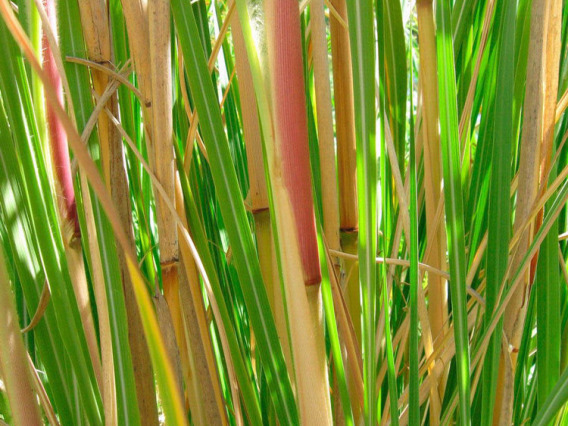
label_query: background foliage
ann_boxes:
[0,0,568,424]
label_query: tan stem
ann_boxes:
[78,1,160,423]
[312,0,340,253]
[274,184,333,424]
[175,179,229,425]
[77,0,112,183]
[154,280,184,398]
[330,0,357,231]
[329,6,361,407]
[77,172,118,425]
[115,176,160,426]
[231,14,268,212]
[178,257,231,425]
[65,241,103,390]
[149,0,177,266]
[416,0,448,411]
[497,0,562,421]
[119,0,153,141]
[147,5,194,418]
[232,9,290,366]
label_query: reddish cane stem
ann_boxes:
[43,0,78,234]
[269,0,321,285]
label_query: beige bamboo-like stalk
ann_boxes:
[147,0,175,276]
[174,178,229,425]
[154,291,184,396]
[272,186,333,424]
[147,0,192,417]
[328,6,363,423]
[537,0,562,186]
[331,0,357,233]
[0,246,42,426]
[311,0,340,254]
[63,237,103,390]
[329,2,361,421]
[233,18,269,212]
[78,178,117,425]
[505,0,561,369]
[232,14,273,297]
[104,98,229,423]
[120,1,227,419]
[264,0,331,422]
[119,1,165,424]
[416,0,448,417]
[149,0,177,267]
[231,28,265,172]
[160,263,189,407]
[78,2,160,424]
[171,21,231,423]
[119,0,153,142]
[497,0,562,421]
[77,0,112,183]
[329,0,361,350]
[232,12,292,368]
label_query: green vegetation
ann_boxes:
[0,0,567,424]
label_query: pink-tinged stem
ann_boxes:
[43,0,78,234]
[269,0,321,285]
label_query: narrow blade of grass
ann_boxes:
[532,365,568,426]
[535,0,563,409]
[435,0,471,422]
[344,1,377,423]
[376,0,406,168]
[408,46,420,425]
[480,0,516,422]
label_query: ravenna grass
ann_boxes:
[0,0,567,424]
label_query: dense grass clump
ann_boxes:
[0,0,568,424]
